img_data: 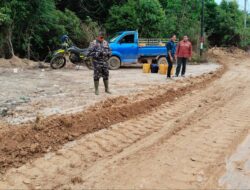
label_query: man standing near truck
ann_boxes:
[175,35,192,77]
[88,31,112,95]
[166,34,177,79]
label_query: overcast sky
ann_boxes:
[215,0,249,11]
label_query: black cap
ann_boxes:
[98,31,105,37]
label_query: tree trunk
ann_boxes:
[27,38,31,60]
[7,27,14,58]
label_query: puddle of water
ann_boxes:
[219,135,250,189]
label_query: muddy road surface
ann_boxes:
[0,49,250,189]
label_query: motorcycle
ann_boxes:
[50,41,93,70]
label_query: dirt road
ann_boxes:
[0,63,219,124]
[0,49,250,189]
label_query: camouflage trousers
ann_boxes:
[93,61,109,81]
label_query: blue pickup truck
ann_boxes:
[108,31,168,70]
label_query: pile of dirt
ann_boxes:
[0,59,226,174]
[0,56,38,68]
[208,47,248,59]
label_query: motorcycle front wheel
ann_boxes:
[50,56,66,69]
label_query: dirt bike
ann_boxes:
[50,42,93,69]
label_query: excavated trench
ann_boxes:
[0,59,226,174]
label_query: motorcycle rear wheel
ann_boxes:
[85,59,94,70]
[50,56,66,69]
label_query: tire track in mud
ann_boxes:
[0,61,225,174]
[71,60,250,189]
[165,94,250,189]
[1,58,246,189]
[0,89,220,188]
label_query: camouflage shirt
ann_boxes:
[88,40,112,62]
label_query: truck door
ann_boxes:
[118,34,138,63]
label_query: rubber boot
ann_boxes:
[94,80,99,95]
[103,80,111,94]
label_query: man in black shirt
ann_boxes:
[166,35,177,79]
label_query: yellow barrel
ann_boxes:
[143,63,151,73]
[159,64,167,75]
[159,64,175,76]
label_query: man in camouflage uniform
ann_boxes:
[88,32,112,95]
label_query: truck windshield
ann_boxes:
[109,33,122,43]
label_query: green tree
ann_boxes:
[138,0,166,37]
[1,0,249,59]
[157,0,202,51]
[204,0,218,37]
[31,7,85,59]
[105,0,138,34]
[0,0,87,59]
[106,0,166,37]
[55,0,127,23]
[0,2,16,57]
[208,0,244,46]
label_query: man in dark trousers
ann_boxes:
[166,34,177,79]
[88,31,112,95]
[175,35,192,77]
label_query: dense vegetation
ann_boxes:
[0,0,249,59]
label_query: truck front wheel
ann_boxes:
[157,57,167,65]
[108,56,121,70]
